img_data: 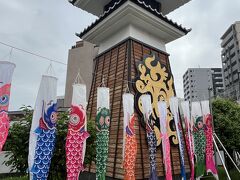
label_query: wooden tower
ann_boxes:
[70,0,191,179]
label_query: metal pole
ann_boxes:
[237,70,240,100]
[237,152,240,166]
[208,87,217,165]
[214,133,240,173]
[213,136,231,180]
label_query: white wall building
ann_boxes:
[221,21,240,100]
[183,68,224,102]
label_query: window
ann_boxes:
[231,60,237,67]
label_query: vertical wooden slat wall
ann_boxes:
[87,39,190,179]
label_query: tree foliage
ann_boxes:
[4,106,32,173]
[3,106,96,179]
[212,98,240,152]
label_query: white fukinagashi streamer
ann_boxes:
[28,74,57,180]
[65,83,90,179]
[96,87,111,180]
[122,93,137,179]
[97,87,110,111]
[181,101,195,180]
[191,101,205,180]
[72,84,88,161]
[201,100,218,180]
[122,93,134,160]
[141,95,158,180]
[141,95,152,121]
[0,61,16,151]
[158,101,172,180]
[169,97,186,180]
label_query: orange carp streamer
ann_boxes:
[123,114,137,180]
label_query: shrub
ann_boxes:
[3,106,96,179]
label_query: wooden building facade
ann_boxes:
[69,0,191,179]
[86,38,190,179]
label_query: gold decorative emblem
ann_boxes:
[134,54,178,145]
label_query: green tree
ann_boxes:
[3,106,96,179]
[212,98,240,168]
[4,106,32,173]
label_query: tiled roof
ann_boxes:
[76,0,191,38]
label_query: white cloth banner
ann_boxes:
[72,84,87,109]
[0,61,16,86]
[141,95,152,121]
[28,75,57,179]
[201,100,210,117]
[97,87,110,110]
[191,101,202,124]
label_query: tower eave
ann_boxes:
[69,0,191,16]
[77,1,190,53]
[157,0,191,15]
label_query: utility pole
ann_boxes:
[238,71,240,102]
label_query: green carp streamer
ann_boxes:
[96,107,111,180]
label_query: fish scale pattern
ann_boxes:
[185,131,195,180]
[0,83,11,151]
[0,112,9,151]
[193,128,206,178]
[124,134,137,179]
[32,129,56,180]
[96,131,109,180]
[147,130,158,180]
[66,130,90,180]
[123,115,137,180]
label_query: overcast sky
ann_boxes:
[0,0,239,110]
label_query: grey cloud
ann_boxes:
[167,0,240,97]
[1,0,239,109]
[0,0,96,110]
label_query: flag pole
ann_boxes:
[214,133,240,173]
[213,135,231,180]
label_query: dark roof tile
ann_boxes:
[76,0,191,38]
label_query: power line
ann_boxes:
[0,41,67,65]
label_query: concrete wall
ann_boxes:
[0,151,16,174]
[64,41,98,108]
[98,24,167,54]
